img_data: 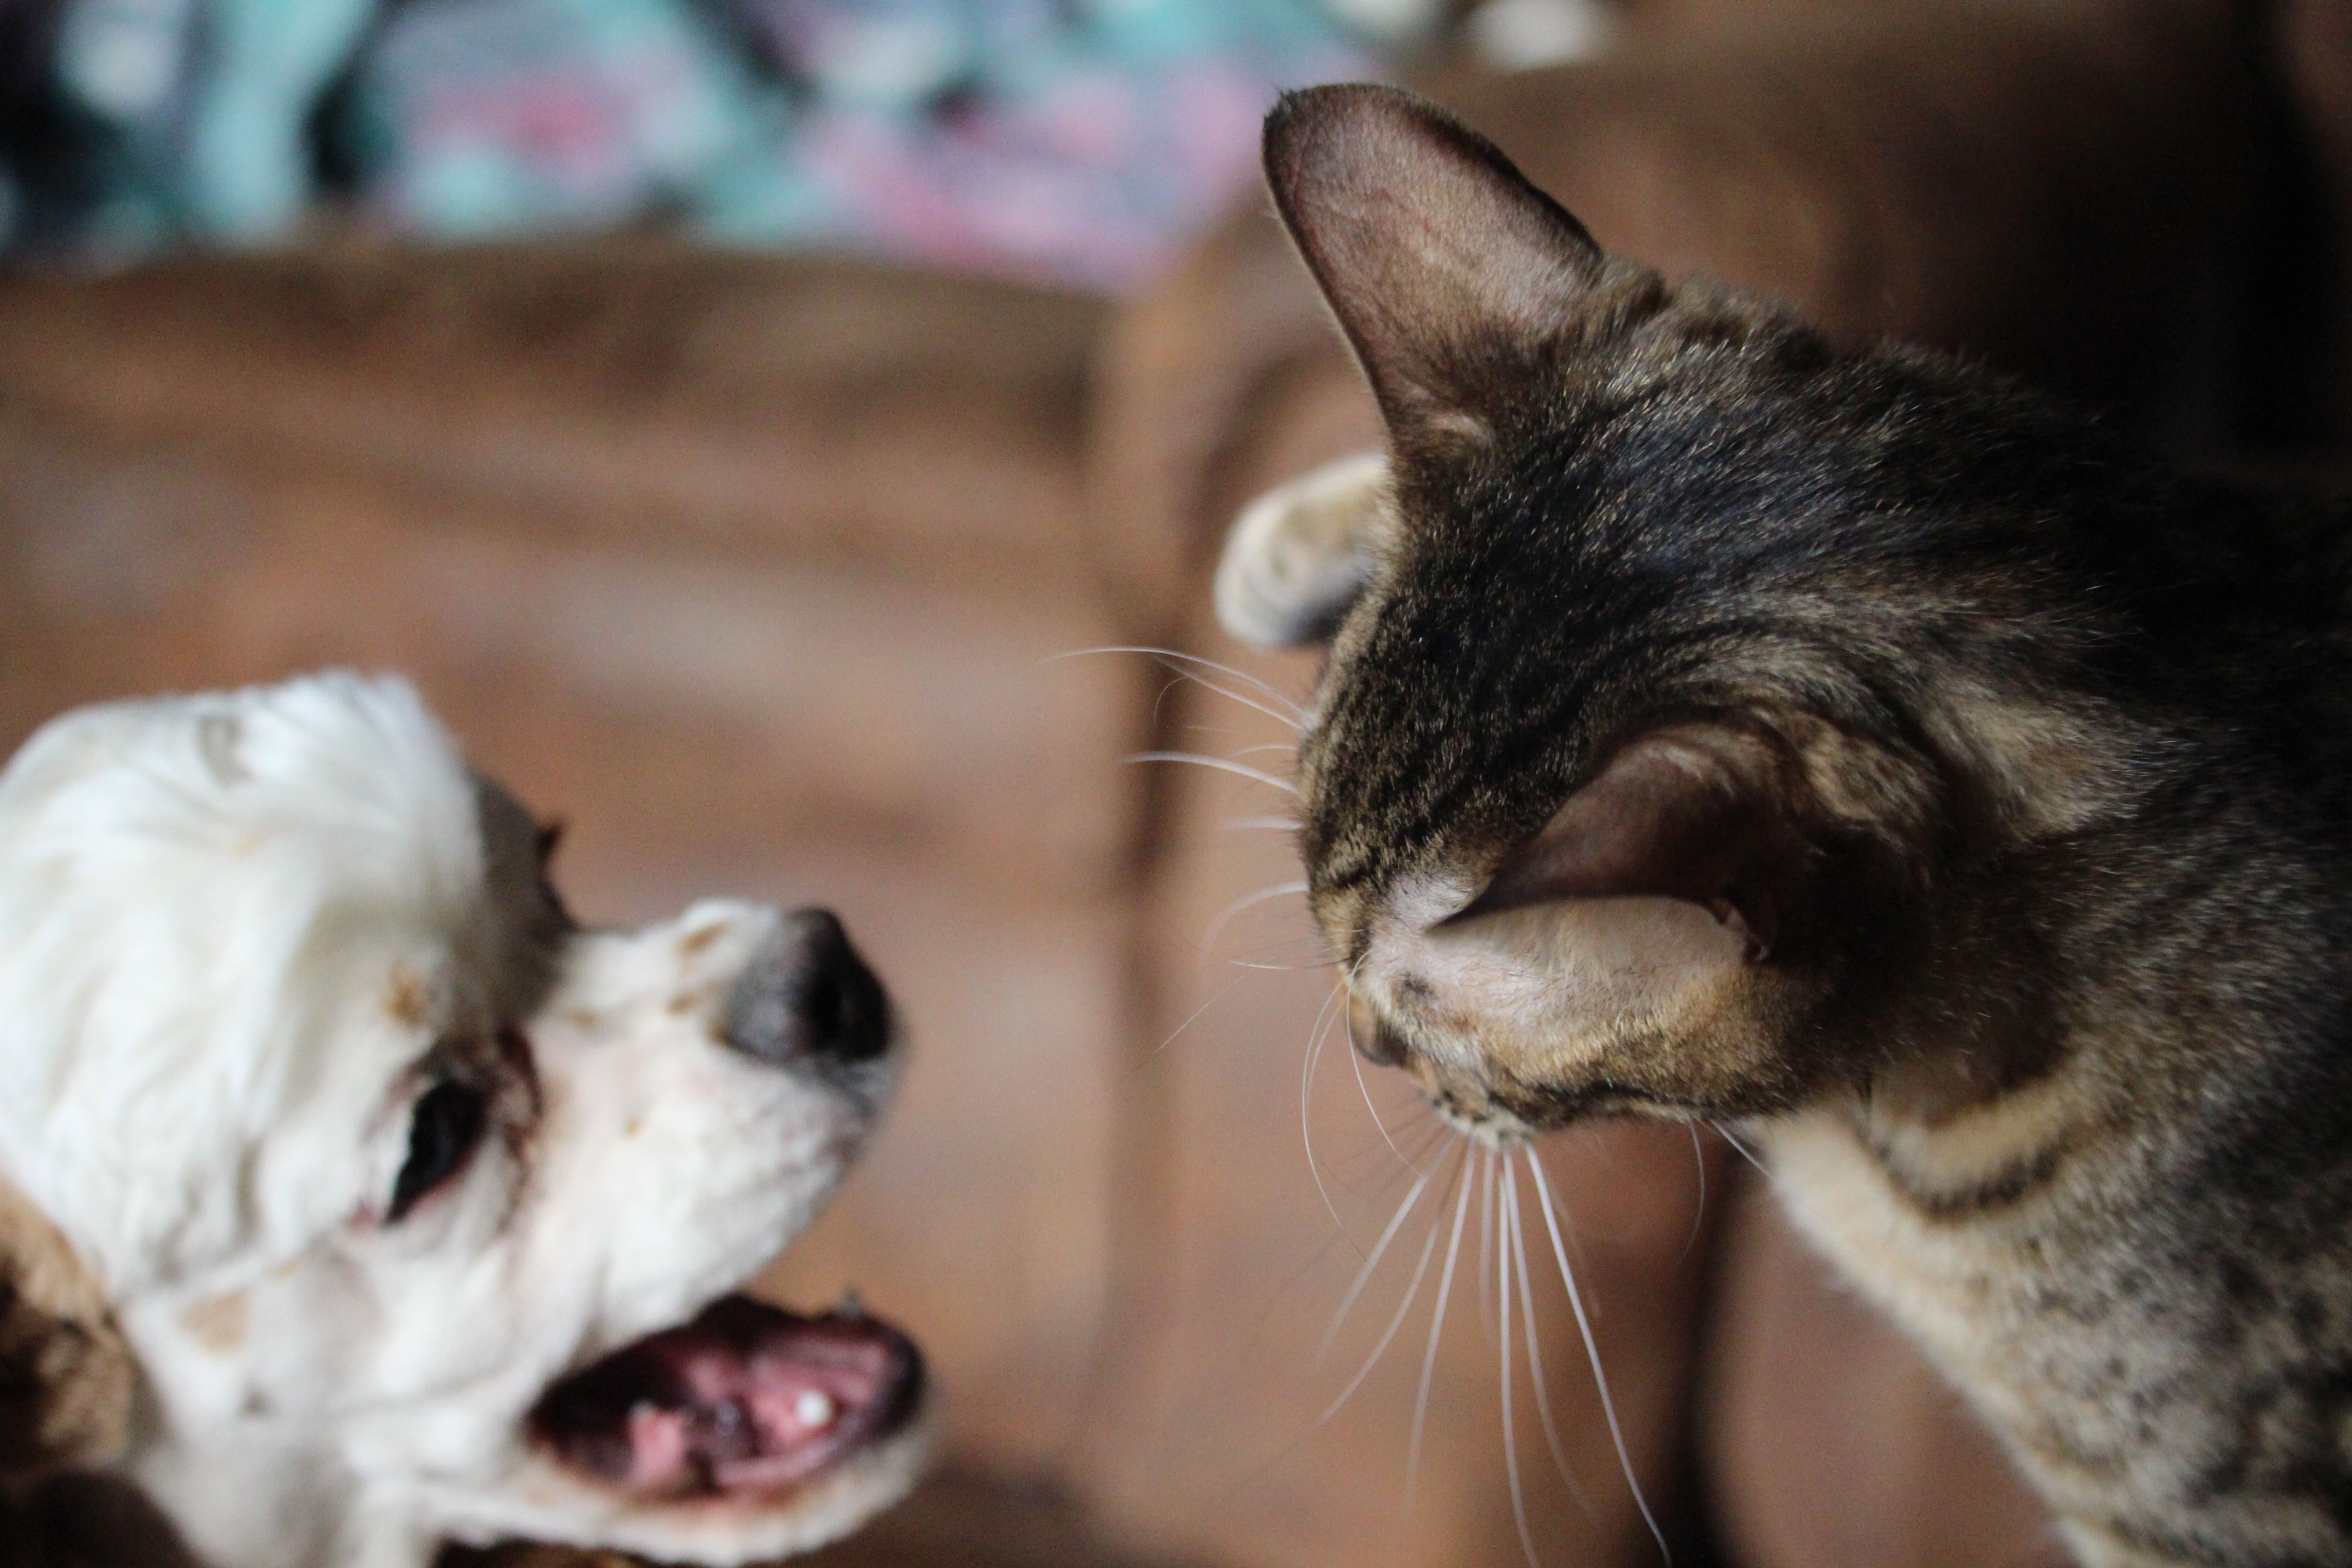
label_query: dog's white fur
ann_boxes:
[0,672,922,1568]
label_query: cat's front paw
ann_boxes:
[1215,450,1390,648]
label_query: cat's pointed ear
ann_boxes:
[1451,726,1814,961]
[1217,451,1389,647]
[1263,83,1604,438]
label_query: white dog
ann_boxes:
[0,672,927,1568]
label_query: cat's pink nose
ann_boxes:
[1347,992,1408,1067]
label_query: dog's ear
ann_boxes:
[0,1176,132,1481]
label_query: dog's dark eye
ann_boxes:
[389,1080,489,1222]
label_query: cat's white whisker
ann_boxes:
[1529,1148,1671,1566]
[1316,1148,1461,1426]
[1680,1122,1710,1264]
[1477,1143,1498,1346]
[1396,1117,1455,1180]
[1318,1163,1437,1366]
[1185,682,1306,733]
[1387,1111,1456,1178]
[1054,645,1310,728]
[1500,1150,1539,1568]
[1104,645,1310,715]
[1128,750,1299,795]
[1345,1002,1417,1172]
[1200,880,1311,963]
[1407,1140,1476,1508]
[1221,814,1302,832]
[1711,1121,1777,1187]
[1508,1156,1595,1517]
[1302,979,1356,1248]
[1153,975,1248,1058]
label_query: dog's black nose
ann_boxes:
[724,909,892,1067]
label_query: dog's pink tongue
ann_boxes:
[532,1296,921,1498]
[614,1315,899,1492]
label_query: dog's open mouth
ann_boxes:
[529,1296,923,1501]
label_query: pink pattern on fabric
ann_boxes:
[798,59,1334,290]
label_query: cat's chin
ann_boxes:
[1403,1045,1759,1144]
[1430,1085,1731,1142]
[1431,1100,1539,1149]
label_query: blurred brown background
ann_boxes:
[9,1,2352,1565]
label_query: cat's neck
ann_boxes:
[1823,734,2352,1194]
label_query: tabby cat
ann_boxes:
[1219,83,2352,1568]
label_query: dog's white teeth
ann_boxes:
[794,1389,837,1429]
[629,1401,657,1424]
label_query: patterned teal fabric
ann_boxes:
[19,0,1383,289]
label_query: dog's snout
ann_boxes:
[723,909,892,1067]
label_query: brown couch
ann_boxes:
[0,1,2341,1564]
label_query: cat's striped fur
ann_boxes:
[1229,83,2352,1566]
